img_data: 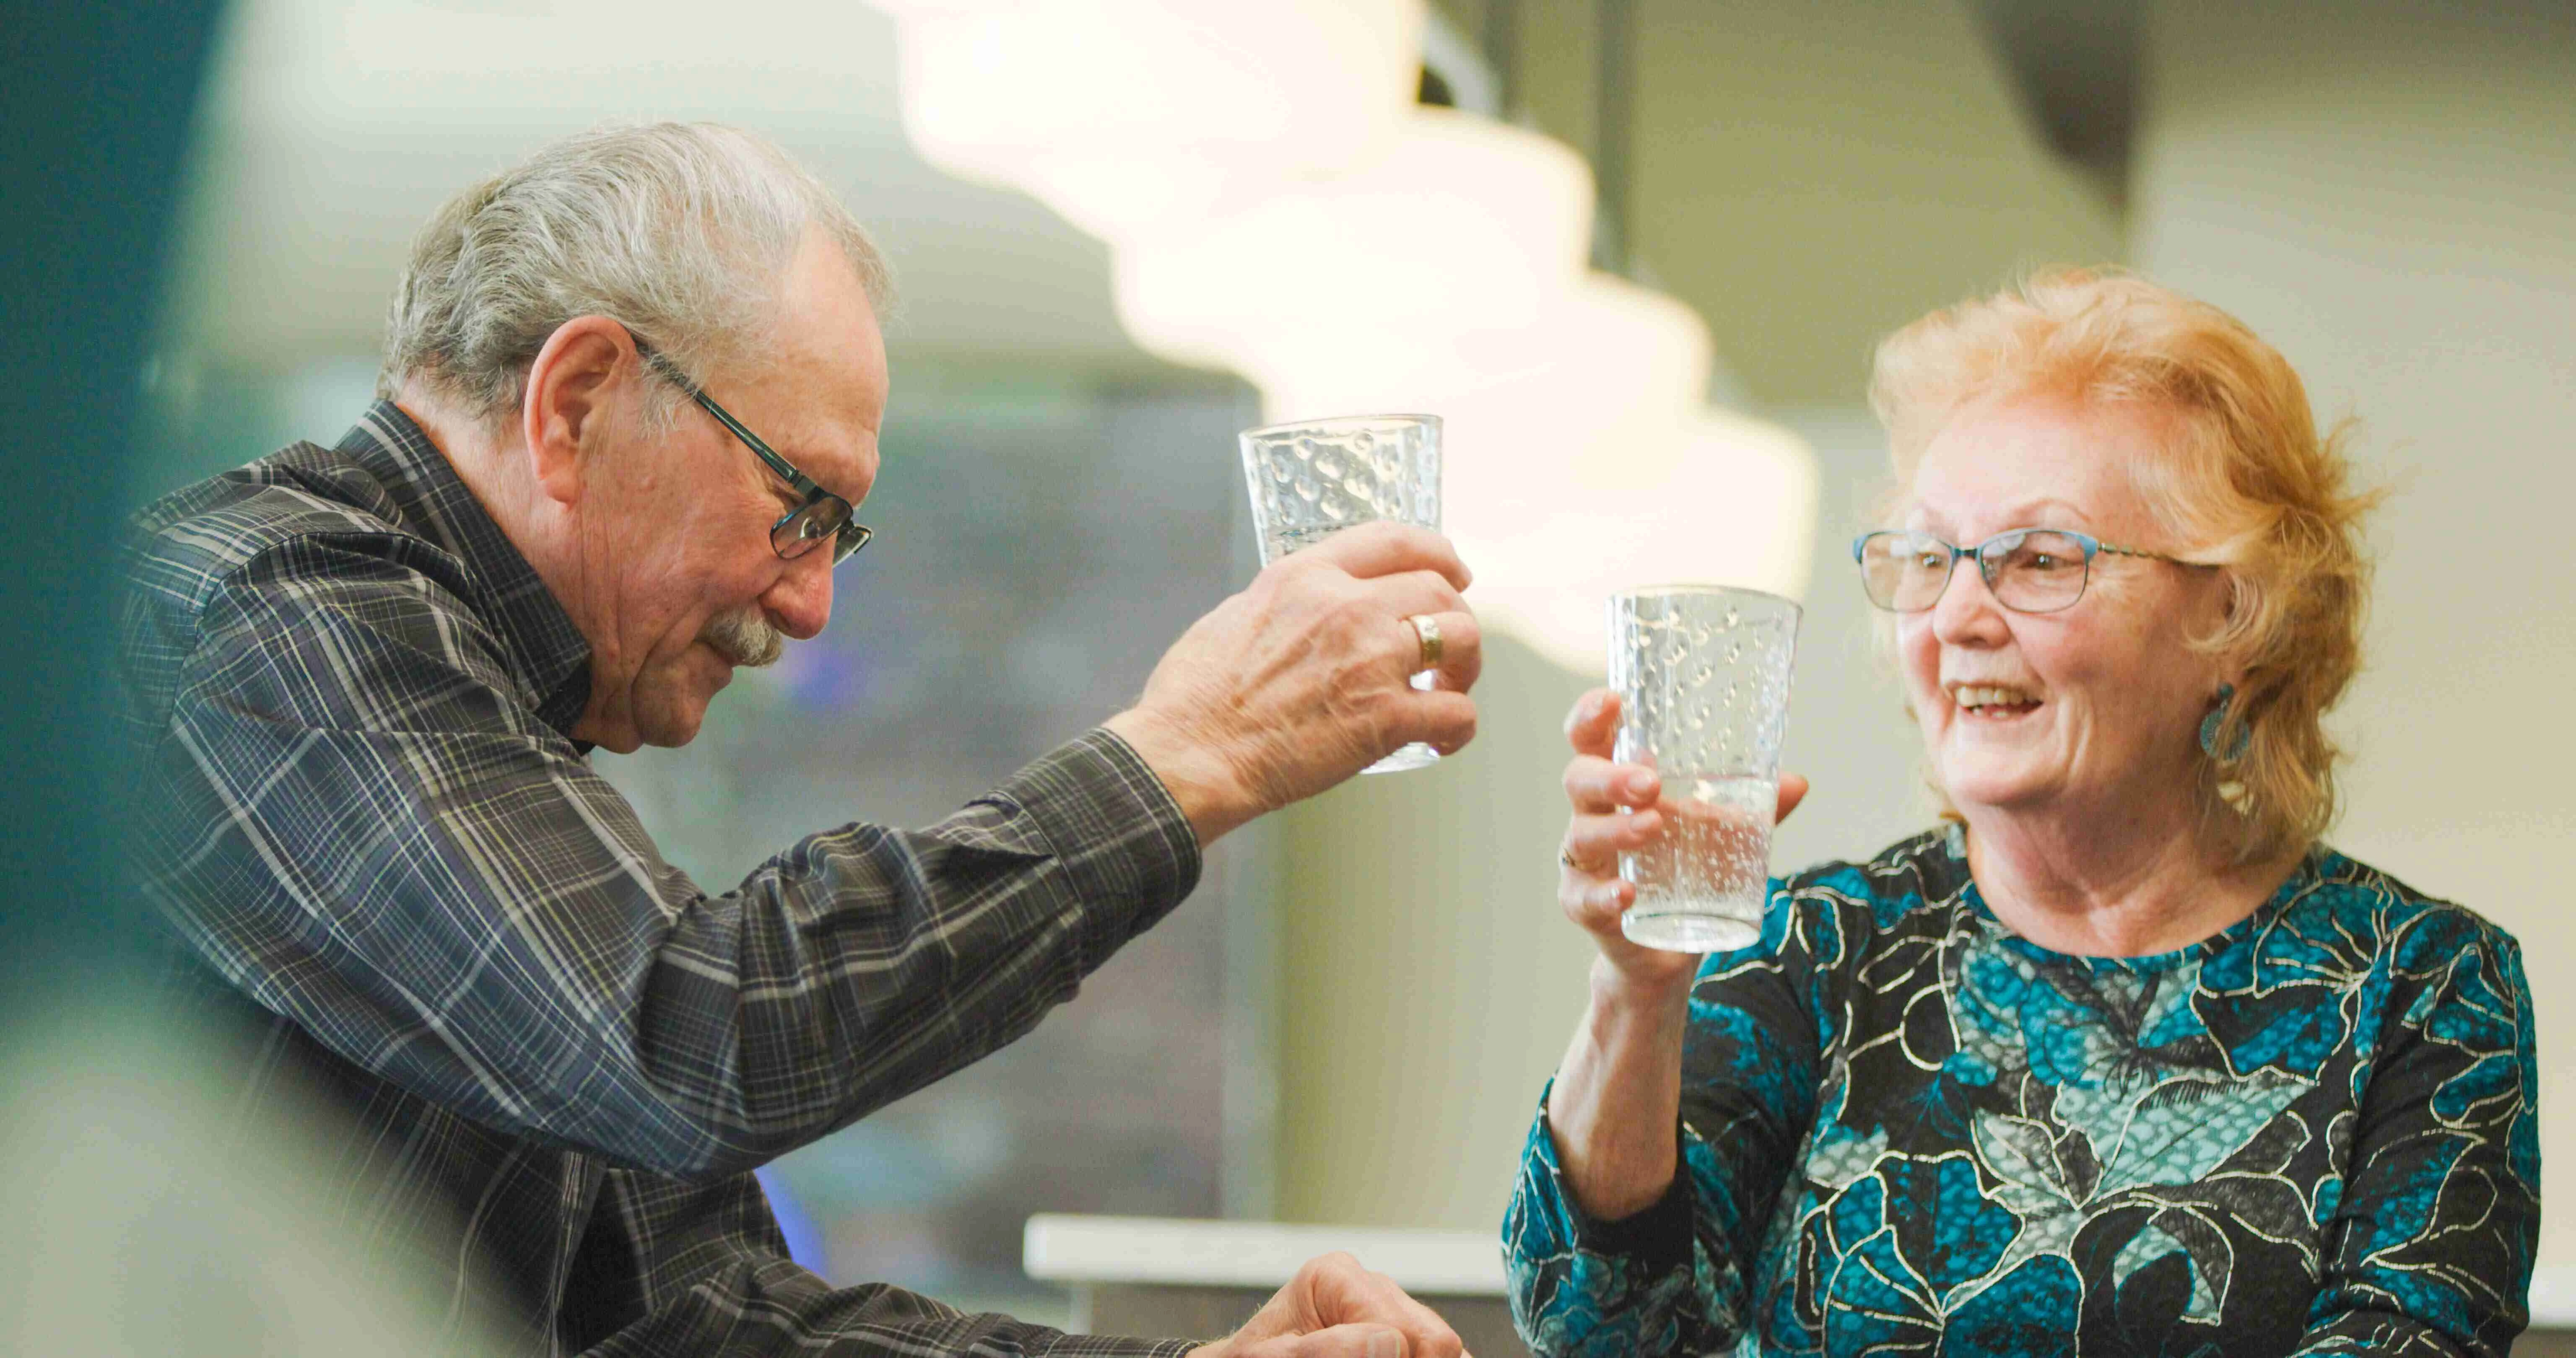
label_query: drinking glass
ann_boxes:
[1239,414,1443,774]
[1608,585,1802,950]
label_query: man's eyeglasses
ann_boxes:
[1852,528,2210,614]
[631,337,873,565]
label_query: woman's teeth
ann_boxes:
[1954,685,2039,713]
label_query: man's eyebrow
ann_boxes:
[751,436,824,499]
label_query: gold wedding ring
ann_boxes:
[1407,613,1443,672]
[1560,847,1583,870]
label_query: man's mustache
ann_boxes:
[703,608,785,668]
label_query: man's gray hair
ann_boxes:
[377,122,892,423]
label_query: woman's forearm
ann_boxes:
[1545,957,1696,1221]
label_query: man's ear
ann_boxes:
[520,316,637,507]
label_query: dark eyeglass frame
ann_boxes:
[631,336,873,565]
[1852,527,2212,614]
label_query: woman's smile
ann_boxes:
[1948,682,2043,719]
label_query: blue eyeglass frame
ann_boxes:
[1851,527,2210,613]
[631,335,873,565]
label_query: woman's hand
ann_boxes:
[1546,687,1810,1222]
[1556,688,1809,993]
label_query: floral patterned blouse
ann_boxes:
[1503,827,2538,1357]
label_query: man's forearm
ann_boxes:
[160,667,1199,1179]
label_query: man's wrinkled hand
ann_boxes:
[1108,521,1483,846]
[1185,1252,1466,1358]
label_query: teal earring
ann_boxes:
[2200,683,2252,760]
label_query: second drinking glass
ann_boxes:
[1608,585,1802,950]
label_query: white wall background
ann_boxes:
[2132,0,2576,1268]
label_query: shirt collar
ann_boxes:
[336,401,596,742]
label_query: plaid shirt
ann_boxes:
[117,402,1206,1358]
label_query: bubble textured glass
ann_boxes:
[1239,414,1443,774]
[1608,586,1802,951]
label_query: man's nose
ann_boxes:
[763,548,834,640]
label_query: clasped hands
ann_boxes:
[1189,1252,1467,1358]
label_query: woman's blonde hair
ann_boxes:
[1868,267,2385,864]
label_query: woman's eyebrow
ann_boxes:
[1996,497,2090,526]
[1908,498,2096,535]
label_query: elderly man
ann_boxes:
[118,123,1483,1357]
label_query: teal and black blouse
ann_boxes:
[1504,827,2538,1357]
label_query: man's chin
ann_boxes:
[630,684,721,749]
[636,709,711,749]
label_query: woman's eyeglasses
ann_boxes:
[1852,528,2210,613]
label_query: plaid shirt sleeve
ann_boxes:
[141,526,1204,1183]
[573,1169,1203,1358]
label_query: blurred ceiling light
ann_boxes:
[1452,410,1818,672]
[875,0,1420,240]
[1114,112,1592,365]
[867,0,1817,674]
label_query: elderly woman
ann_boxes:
[1504,270,2537,1356]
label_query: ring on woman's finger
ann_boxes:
[1559,845,1585,871]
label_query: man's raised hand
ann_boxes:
[1108,522,1483,846]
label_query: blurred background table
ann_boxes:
[2523,1270,2576,1355]
[1024,1215,1528,1356]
